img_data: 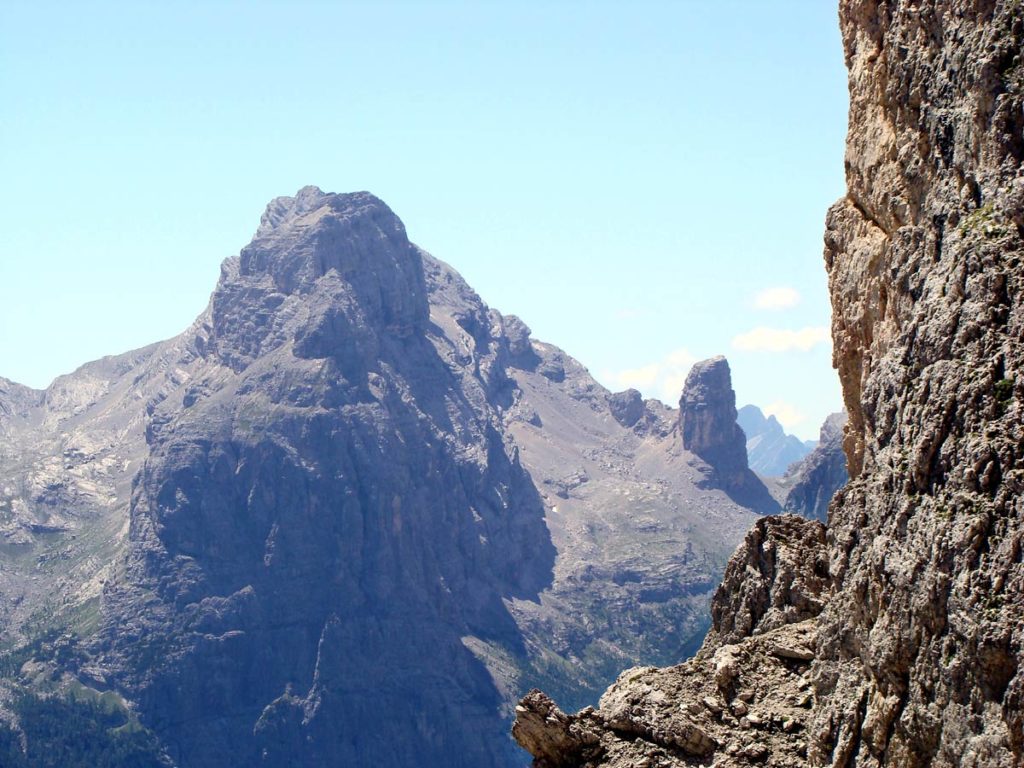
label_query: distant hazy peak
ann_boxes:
[736,403,814,477]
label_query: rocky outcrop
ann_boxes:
[680,358,780,513]
[513,515,828,768]
[706,515,830,649]
[737,404,813,477]
[515,1,1023,766]
[679,357,748,475]
[779,412,849,522]
[606,389,645,428]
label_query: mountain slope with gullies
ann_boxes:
[0,187,777,766]
[513,1,1023,766]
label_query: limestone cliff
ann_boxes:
[513,1,1023,765]
[814,1,1023,763]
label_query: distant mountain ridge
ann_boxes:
[736,404,813,477]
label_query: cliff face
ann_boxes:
[99,189,555,768]
[815,1,1023,764]
[514,1,1023,766]
[680,358,749,477]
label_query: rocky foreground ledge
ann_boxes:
[513,515,828,767]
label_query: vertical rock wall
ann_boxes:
[814,1,1023,764]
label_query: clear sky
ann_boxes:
[1,1,847,440]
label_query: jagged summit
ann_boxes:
[736,404,813,477]
[206,187,429,371]
[241,186,420,298]
[254,186,393,238]
[0,186,777,767]
[256,184,329,236]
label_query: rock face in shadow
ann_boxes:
[680,357,780,514]
[515,2,1023,766]
[679,357,747,475]
[779,411,849,522]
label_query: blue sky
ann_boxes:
[0,1,847,439]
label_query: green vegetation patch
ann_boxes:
[994,377,1015,415]
[959,203,1010,239]
[0,692,169,768]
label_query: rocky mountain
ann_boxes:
[777,411,849,522]
[736,405,813,477]
[513,1,1023,766]
[0,187,778,766]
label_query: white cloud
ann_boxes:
[763,401,806,431]
[601,347,698,405]
[731,326,830,353]
[754,286,801,310]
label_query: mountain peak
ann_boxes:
[254,186,392,239]
[207,188,428,370]
[736,403,813,477]
[236,187,417,294]
[678,357,780,513]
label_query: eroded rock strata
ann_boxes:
[814,1,1023,764]
[679,358,780,514]
[514,1,1023,765]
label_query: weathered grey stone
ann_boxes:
[513,516,828,767]
[812,2,1024,764]
[1,187,773,767]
